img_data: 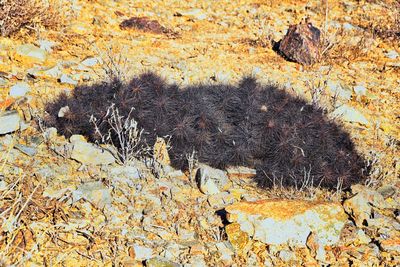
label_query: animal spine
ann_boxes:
[45,72,365,189]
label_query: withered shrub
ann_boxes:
[0,0,60,37]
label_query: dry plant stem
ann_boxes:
[90,104,149,165]
[0,133,17,173]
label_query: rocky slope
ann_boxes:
[0,0,399,266]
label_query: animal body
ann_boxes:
[45,72,365,189]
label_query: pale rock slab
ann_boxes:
[225,199,348,247]
[72,181,112,208]
[332,105,369,126]
[132,244,153,261]
[60,73,78,85]
[0,110,21,134]
[70,135,115,165]
[15,44,47,62]
[10,82,30,97]
[177,9,208,20]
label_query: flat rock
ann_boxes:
[10,82,30,97]
[59,74,78,85]
[28,65,63,79]
[70,135,115,165]
[14,144,37,156]
[146,257,180,267]
[353,85,367,96]
[0,110,21,134]
[332,105,369,126]
[15,44,47,63]
[37,39,57,52]
[108,165,141,180]
[177,9,208,20]
[80,57,100,67]
[385,50,399,59]
[207,192,235,209]
[132,245,153,261]
[226,166,256,180]
[343,186,388,227]
[225,199,347,247]
[215,241,234,263]
[72,181,112,208]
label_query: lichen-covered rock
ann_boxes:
[225,199,347,247]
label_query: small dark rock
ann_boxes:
[278,19,321,65]
[120,17,167,34]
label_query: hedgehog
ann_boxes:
[44,72,366,189]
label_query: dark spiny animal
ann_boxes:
[45,72,366,189]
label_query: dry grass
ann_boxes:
[0,0,61,37]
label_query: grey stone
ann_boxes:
[37,39,56,52]
[14,144,37,156]
[57,106,70,118]
[109,165,141,179]
[177,9,207,20]
[28,66,61,78]
[0,111,21,134]
[343,22,357,31]
[70,135,115,165]
[353,85,367,96]
[81,57,100,67]
[10,82,30,97]
[278,249,296,262]
[132,244,153,261]
[195,164,230,195]
[162,243,184,260]
[332,105,369,126]
[72,181,112,208]
[385,50,399,59]
[60,74,78,85]
[16,44,47,62]
[44,127,58,141]
[39,65,63,79]
[207,192,235,209]
[215,241,234,263]
[343,186,388,227]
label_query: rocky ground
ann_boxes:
[0,0,399,266]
